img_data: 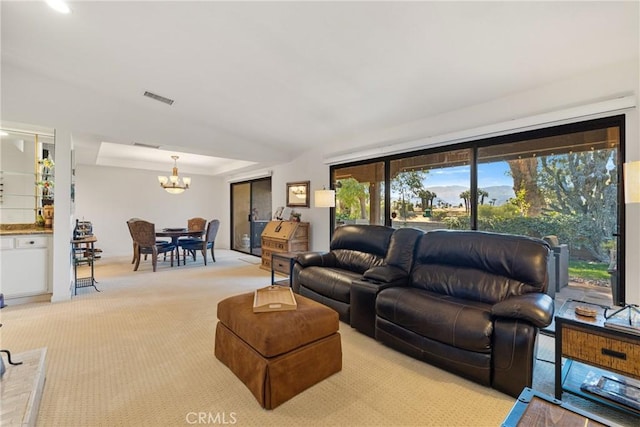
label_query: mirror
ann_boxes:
[0,127,55,225]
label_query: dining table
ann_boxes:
[155,228,204,266]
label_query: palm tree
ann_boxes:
[417,189,437,210]
[460,190,471,212]
[478,189,489,205]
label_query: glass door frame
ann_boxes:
[229,177,272,256]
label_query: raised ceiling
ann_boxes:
[1,1,638,176]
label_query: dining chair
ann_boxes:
[126,218,142,264]
[176,217,207,255]
[179,219,220,265]
[127,218,171,264]
[188,217,207,232]
[128,219,176,272]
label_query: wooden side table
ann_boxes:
[271,252,301,286]
[501,387,618,426]
[555,299,640,416]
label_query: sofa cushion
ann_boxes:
[330,224,393,256]
[411,264,529,305]
[299,267,363,303]
[384,227,423,272]
[376,287,493,354]
[411,230,550,303]
[333,249,385,273]
[328,225,394,273]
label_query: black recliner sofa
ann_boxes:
[292,224,422,324]
[375,230,553,397]
[292,226,554,397]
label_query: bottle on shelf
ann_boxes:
[36,209,45,227]
[43,205,54,228]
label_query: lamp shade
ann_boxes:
[315,189,335,208]
[624,161,640,203]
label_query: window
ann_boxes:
[389,149,472,231]
[332,162,385,228]
[477,127,619,265]
[329,115,625,304]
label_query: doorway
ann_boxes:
[230,178,272,255]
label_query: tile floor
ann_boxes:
[554,281,613,309]
[544,282,613,335]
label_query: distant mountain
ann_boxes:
[425,185,514,207]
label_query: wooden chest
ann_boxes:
[260,221,309,271]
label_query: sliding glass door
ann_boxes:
[329,115,625,304]
[230,178,272,255]
[476,126,621,302]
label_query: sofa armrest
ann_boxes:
[296,252,336,268]
[363,265,407,283]
[351,276,407,338]
[491,294,554,328]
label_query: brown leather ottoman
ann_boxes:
[214,291,342,409]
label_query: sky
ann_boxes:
[424,161,512,188]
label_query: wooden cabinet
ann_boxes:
[260,221,309,271]
[0,234,51,303]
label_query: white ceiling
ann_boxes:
[1,1,638,176]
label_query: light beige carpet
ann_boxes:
[0,250,636,426]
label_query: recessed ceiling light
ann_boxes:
[46,0,71,14]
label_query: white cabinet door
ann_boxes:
[0,236,49,297]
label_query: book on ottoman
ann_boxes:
[253,285,297,312]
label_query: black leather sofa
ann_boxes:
[375,230,553,397]
[292,226,554,398]
[292,225,422,324]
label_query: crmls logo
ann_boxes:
[185,412,237,425]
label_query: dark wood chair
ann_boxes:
[128,219,176,272]
[126,217,143,264]
[127,218,172,265]
[179,219,220,265]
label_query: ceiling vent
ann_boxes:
[143,91,174,106]
[133,142,161,149]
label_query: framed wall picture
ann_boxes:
[286,181,310,208]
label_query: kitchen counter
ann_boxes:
[0,225,53,236]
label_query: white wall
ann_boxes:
[75,164,227,257]
[322,59,638,157]
[270,149,333,252]
[51,129,73,302]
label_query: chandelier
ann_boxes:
[158,156,191,194]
